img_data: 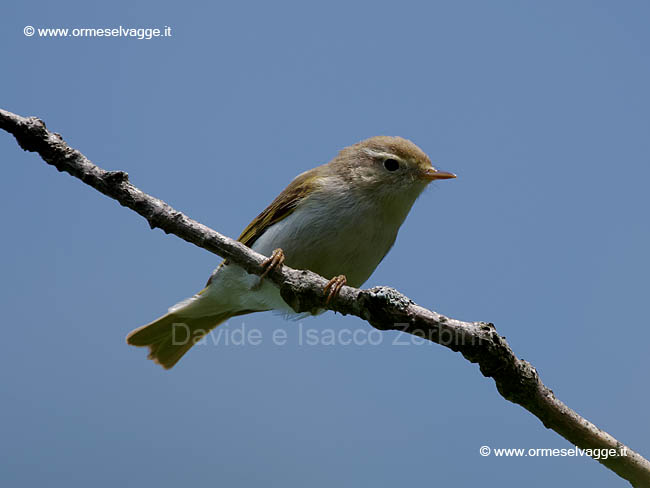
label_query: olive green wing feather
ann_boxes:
[203,167,321,289]
[237,167,319,247]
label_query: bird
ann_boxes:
[126,136,456,369]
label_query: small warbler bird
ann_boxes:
[126,136,455,369]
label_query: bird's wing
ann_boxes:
[202,166,321,289]
[237,167,319,247]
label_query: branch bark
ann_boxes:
[1,107,648,487]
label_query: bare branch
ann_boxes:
[1,108,648,487]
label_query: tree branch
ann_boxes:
[1,107,648,487]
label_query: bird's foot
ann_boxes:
[258,248,285,285]
[324,275,347,304]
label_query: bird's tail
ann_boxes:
[126,309,235,370]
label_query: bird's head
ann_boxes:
[328,136,456,201]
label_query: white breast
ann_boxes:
[251,182,417,287]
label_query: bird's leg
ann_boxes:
[254,248,285,288]
[323,275,347,304]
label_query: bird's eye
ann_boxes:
[383,158,400,172]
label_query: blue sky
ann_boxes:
[1,1,649,486]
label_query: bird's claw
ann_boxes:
[324,275,347,304]
[259,248,285,282]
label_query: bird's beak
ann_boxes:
[420,168,457,181]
